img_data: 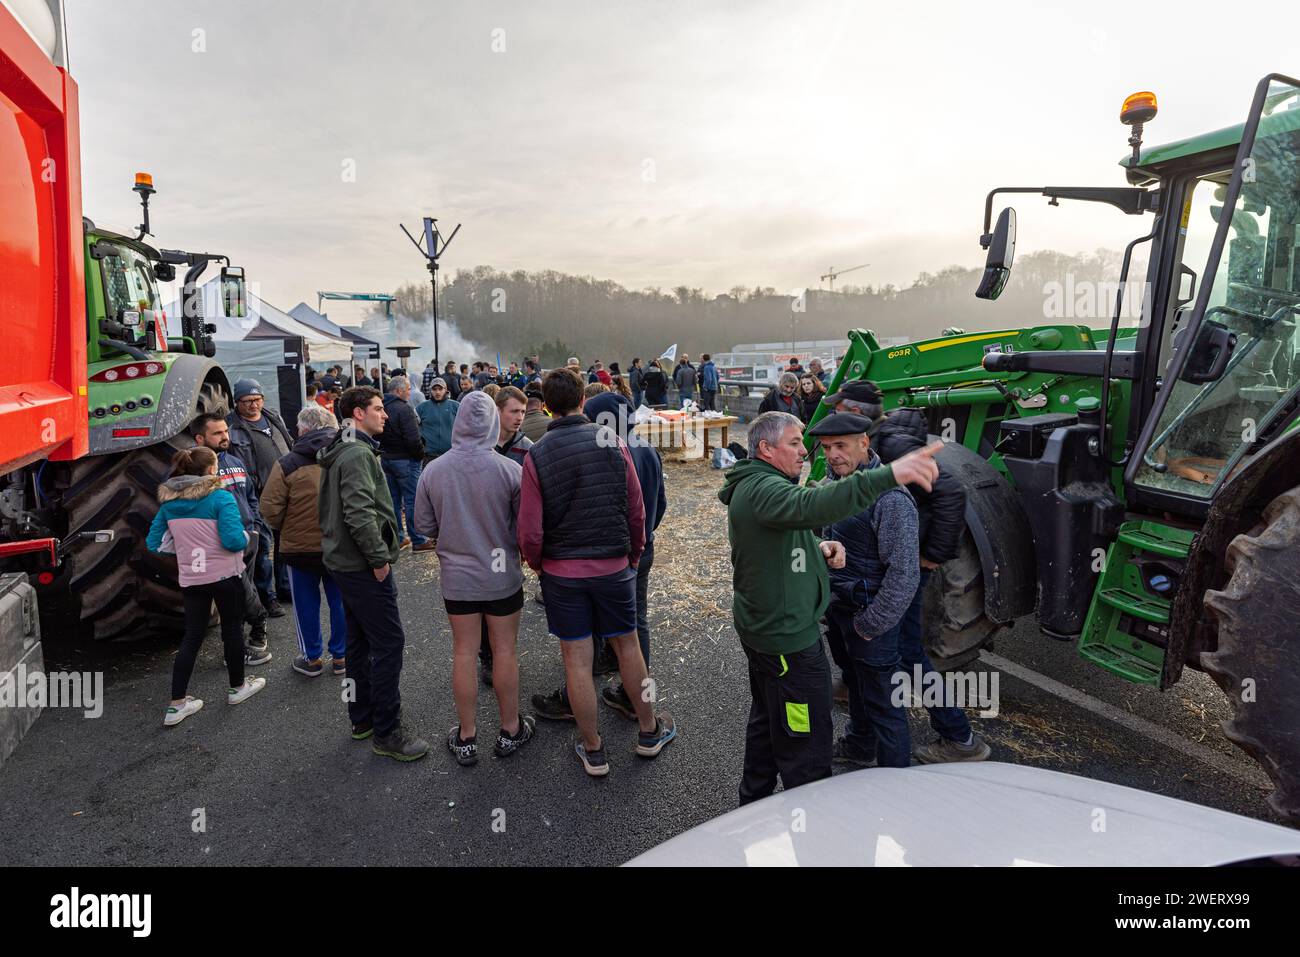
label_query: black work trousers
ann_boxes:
[739,639,833,806]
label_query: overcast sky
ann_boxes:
[63,0,1292,326]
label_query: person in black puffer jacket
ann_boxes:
[379,376,430,550]
[873,408,965,566]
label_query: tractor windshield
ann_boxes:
[102,244,161,323]
[1136,84,1300,498]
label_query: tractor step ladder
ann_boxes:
[1077,520,1195,686]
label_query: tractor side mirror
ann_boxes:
[1180,320,1237,384]
[976,207,1016,300]
[221,266,247,319]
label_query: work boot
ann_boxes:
[914,733,992,764]
[372,724,430,762]
[832,736,877,768]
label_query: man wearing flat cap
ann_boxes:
[810,411,917,769]
[823,380,989,763]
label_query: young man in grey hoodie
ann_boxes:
[414,391,537,765]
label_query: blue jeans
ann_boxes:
[632,390,643,409]
[382,457,427,545]
[288,563,348,661]
[825,603,911,768]
[254,519,277,604]
[900,570,972,743]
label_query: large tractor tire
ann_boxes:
[1202,486,1300,825]
[46,381,228,642]
[922,528,1004,671]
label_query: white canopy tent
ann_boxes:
[164,278,357,363]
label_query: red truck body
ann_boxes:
[0,0,86,477]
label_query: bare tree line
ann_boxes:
[378,248,1132,365]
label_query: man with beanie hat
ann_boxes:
[227,378,293,615]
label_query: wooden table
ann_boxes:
[632,415,737,460]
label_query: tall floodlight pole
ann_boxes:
[400,216,461,368]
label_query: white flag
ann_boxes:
[660,342,678,363]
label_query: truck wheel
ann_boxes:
[1202,486,1300,825]
[923,528,1003,671]
[50,381,228,641]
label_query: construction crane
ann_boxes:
[820,262,869,292]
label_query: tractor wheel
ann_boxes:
[1202,486,1300,825]
[46,381,228,642]
[923,528,1004,671]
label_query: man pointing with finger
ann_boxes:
[718,410,941,805]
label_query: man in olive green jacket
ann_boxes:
[718,410,940,804]
[318,386,428,762]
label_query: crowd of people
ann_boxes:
[148,362,677,776]
[145,345,984,800]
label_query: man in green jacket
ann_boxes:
[319,386,429,762]
[718,411,940,804]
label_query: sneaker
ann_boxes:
[266,600,286,619]
[574,739,609,777]
[164,696,203,727]
[914,733,992,764]
[350,721,374,740]
[479,658,494,688]
[446,726,478,766]
[636,712,677,758]
[833,736,877,768]
[293,656,323,677]
[412,541,436,553]
[600,683,638,721]
[227,676,266,705]
[244,645,272,667]
[372,724,429,762]
[494,714,536,758]
[331,657,347,677]
[531,687,574,721]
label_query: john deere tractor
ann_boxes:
[809,74,1300,823]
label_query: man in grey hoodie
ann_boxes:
[414,392,536,765]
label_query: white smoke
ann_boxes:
[364,312,489,372]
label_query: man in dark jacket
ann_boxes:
[758,372,801,416]
[191,412,271,663]
[379,376,431,552]
[812,412,917,769]
[673,356,698,406]
[226,378,294,614]
[585,391,667,720]
[699,354,720,411]
[518,368,677,777]
[319,386,429,761]
[823,379,990,763]
[628,357,645,408]
[415,378,459,462]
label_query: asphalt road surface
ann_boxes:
[0,452,1285,866]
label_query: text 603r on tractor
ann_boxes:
[809,75,1300,824]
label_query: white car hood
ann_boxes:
[627,762,1300,867]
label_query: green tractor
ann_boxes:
[809,74,1300,823]
[39,175,244,640]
